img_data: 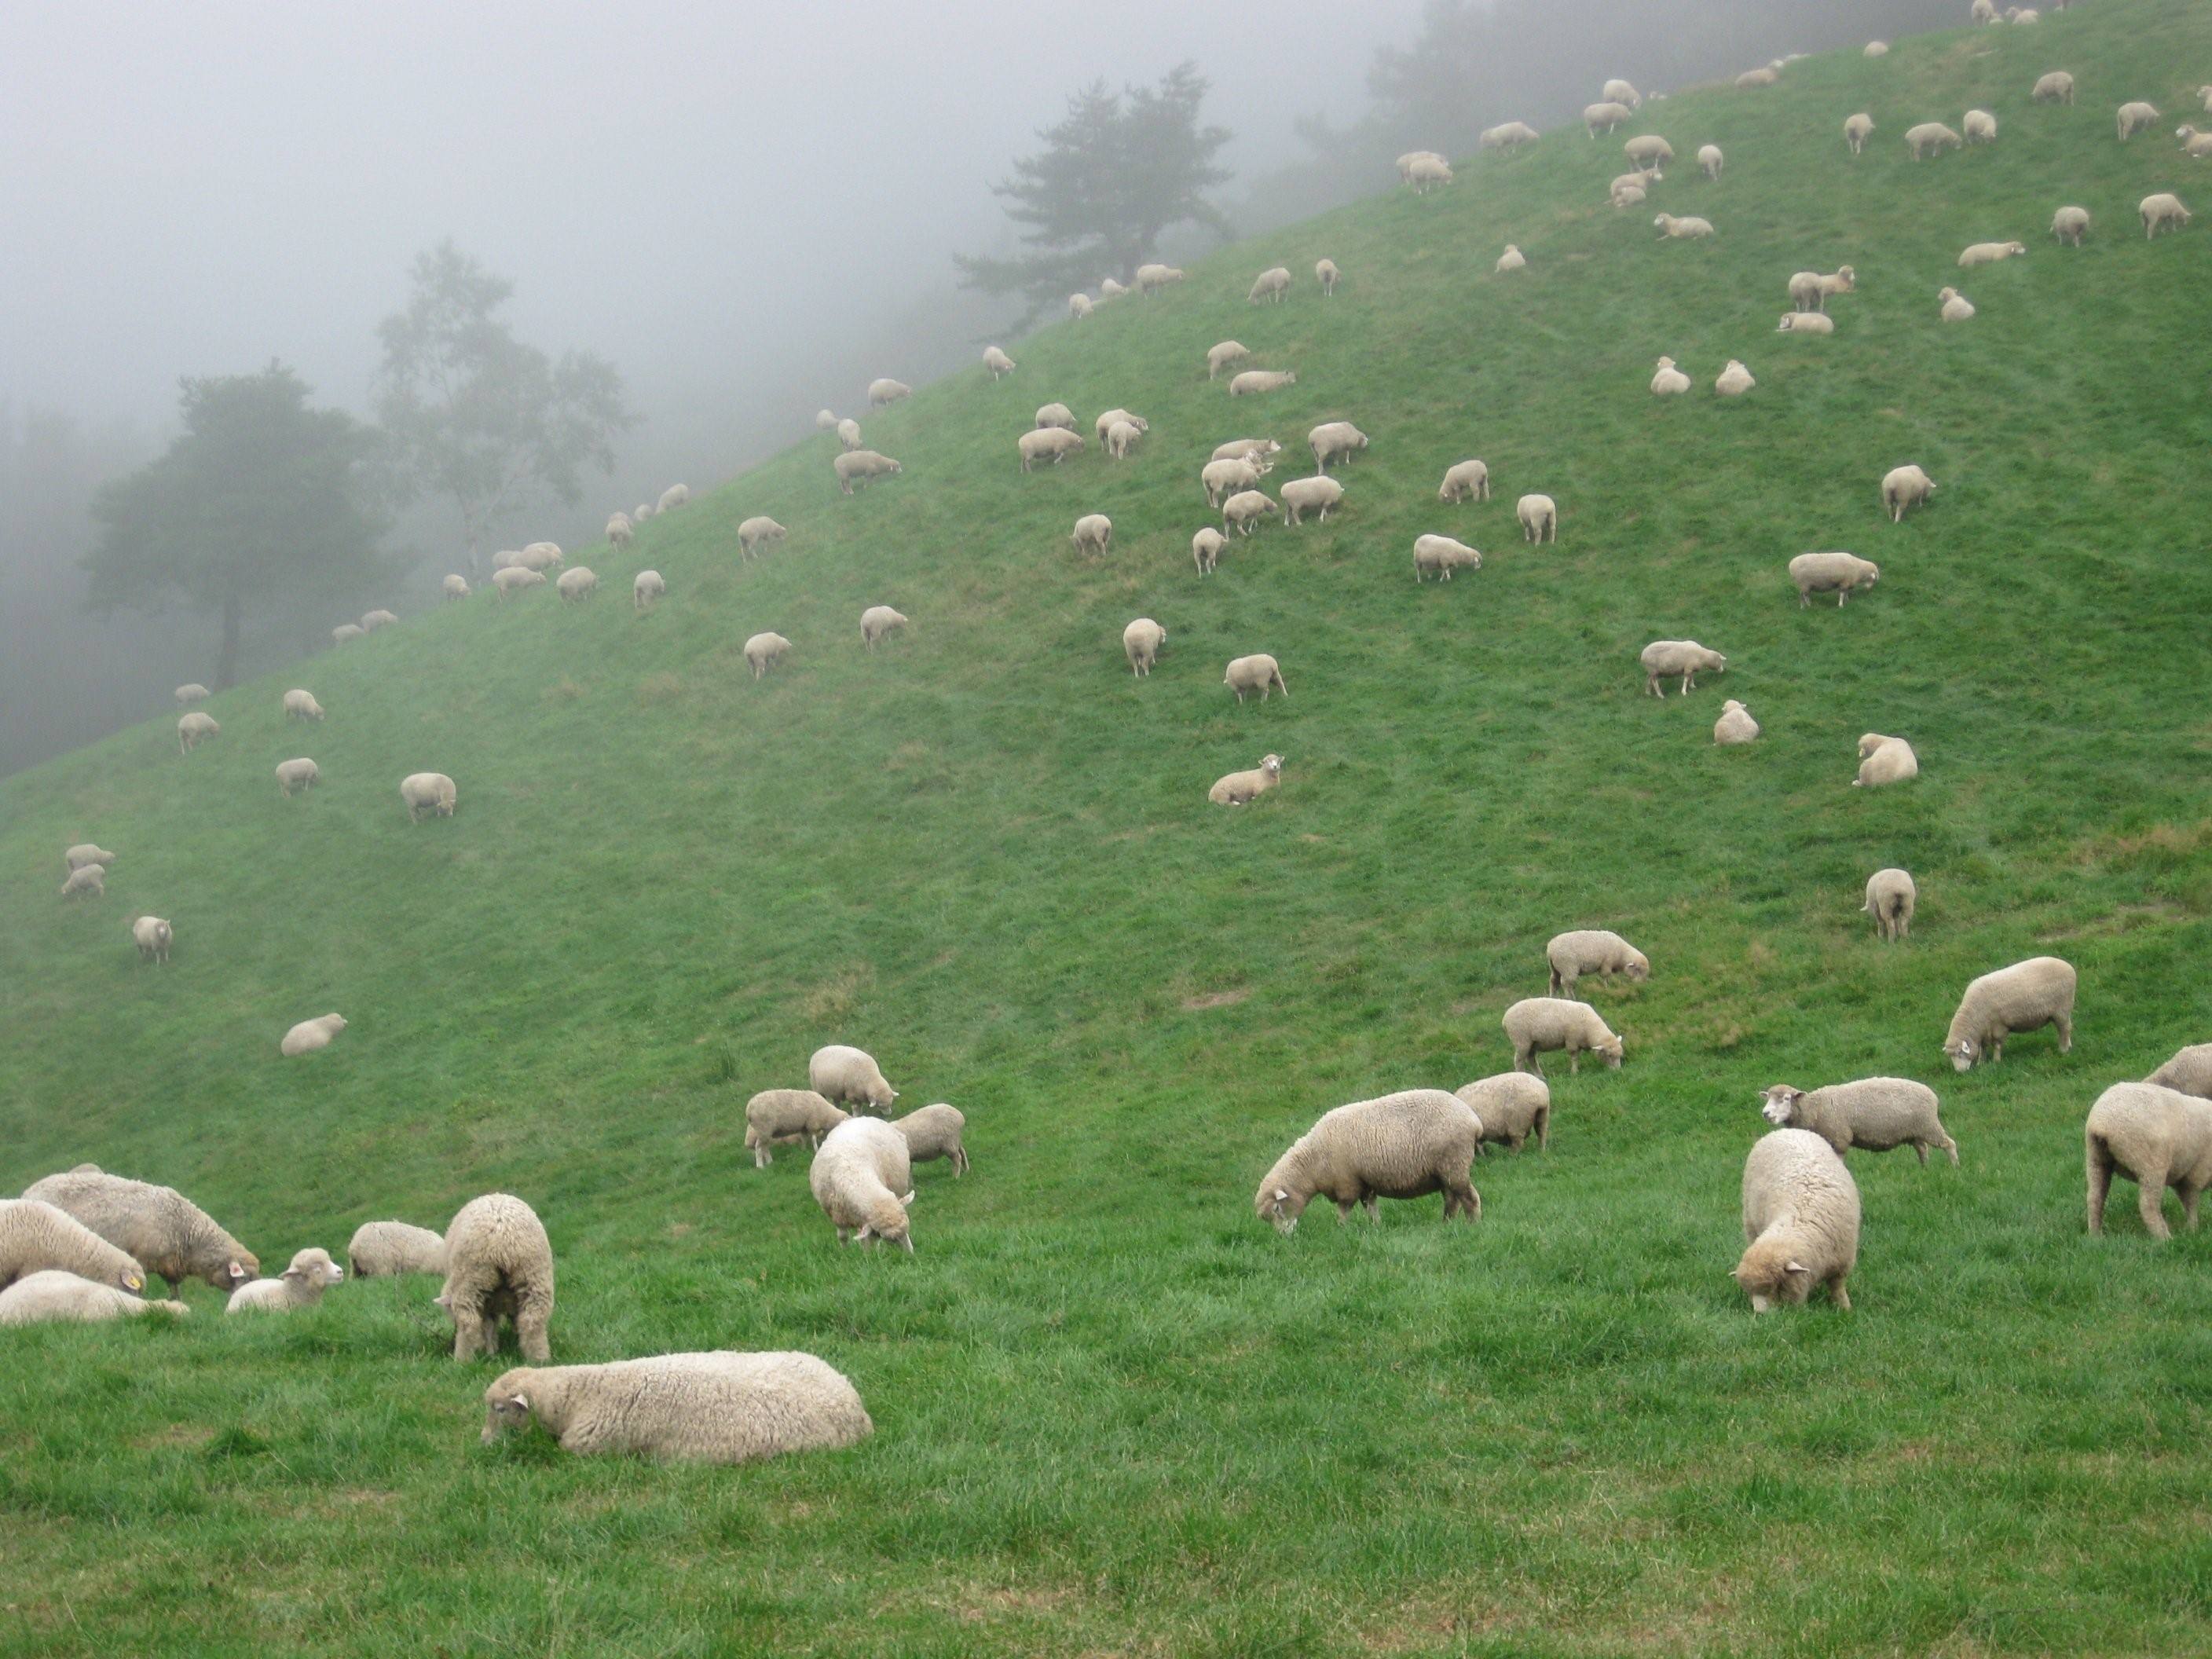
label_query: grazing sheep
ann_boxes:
[132,915,173,964]
[227,1247,343,1313]
[606,512,633,550]
[1698,144,1723,180]
[1096,278,1125,299]
[1761,1079,1957,1165]
[1213,438,1283,468]
[1481,122,1540,154]
[555,567,598,602]
[444,575,471,599]
[1736,67,1778,89]
[1943,956,2077,1071]
[632,570,665,613]
[491,567,544,599]
[1093,408,1148,444]
[2117,101,2161,141]
[1438,459,1491,501]
[177,711,219,753]
[866,379,910,408]
[1789,551,1881,606]
[280,1012,347,1057]
[2085,1083,2212,1237]
[1502,998,1624,1075]
[1018,427,1086,471]
[1880,464,1936,522]
[438,1192,555,1361]
[2141,192,2192,237]
[1192,527,1228,575]
[2177,126,2212,158]
[361,608,398,632]
[1406,155,1455,192]
[401,772,458,822]
[1229,369,1298,397]
[1247,266,1292,304]
[744,632,793,679]
[1853,733,1918,788]
[1939,286,1977,321]
[275,757,320,798]
[331,622,367,643]
[1207,340,1252,380]
[1071,514,1114,556]
[1224,654,1289,704]
[738,516,788,558]
[1734,1130,1859,1312]
[21,1168,257,1295]
[1413,534,1483,582]
[1455,1073,1551,1152]
[346,1221,446,1277]
[1316,258,1340,295]
[1864,869,1916,941]
[1654,213,1714,240]
[60,865,104,899]
[1844,112,1876,155]
[1971,0,1996,19]
[174,683,210,706]
[2050,204,2090,247]
[1639,639,1726,698]
[1864,41,1888,57]
[516,544,562,573]
[0,1272,187,1327]
[64,843,115,873]
[1256,1090,1482,1231]
[1105,420,1143,461]
[1546,930,1650,998]
[982,345,1016,379]
[1584,101,1632,137]
[833,450,903,495]
[859,605,909,649]
[1624,134,1673,172]
[1027,401,1069,431]
[1222,490,1278,537]
[2032,71,2075,104]
[1651,356,1692,394]
[282,688,325,722]
[2147,1045,2212,1100]
[810,1117,915,1250]
[1958,240,2026,268]
[1964,108,1998,144]
[1123,618,1166,678]
[1495,244,1527,274]
[633,504,654,522]
[809,1045,898,1113]
[891,1103,969,1175]
[1068,293,1093,319]
[1396,149,1447,181]
[743,1089,848,1169]
[837,418,862,451]
[1280,475,1346,526]
[1603,79,1641,108]
[1133,264,1185,295]
[1203,456,1263,507]
[1308,421,1368,471]
[1715,360,1756,397]
[1517,494,1558,543]
[1905,122,1964,159]
[1789,266,1855,311]
[0,1199,148,1294]
[481,1351,872,1463]
[1208,753,1284,806]
[1714,700,1760,745]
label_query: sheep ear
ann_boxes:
[434,1292,452,1309]
[899,1192,916,1208]
[228,1261,247,1281]
[1784,1261,1810,1276]
[281,1268,305,1283]
[510,1392,529,1411]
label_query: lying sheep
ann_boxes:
[744,632,793,679]
[1481,122,1539,155]
[2085,1082,2212,1238]
[982,345,1016,379]
[1906,121,1964,159]
[1105,420,1143,461]
[481,1350,872,1463]
[401,771,458,822]
[174,683,210,705]
[1255,1089,1482,1230]
[1864,868,1916,941]
[283,688,324,721]
[1853,733,1918,787]
[1309,421,1368,471]
[738,516,788,558]
[64,842,115,873]
[1035,403,1077,432]
[1761,1079,1957,1165]
[60,865,104,899]
[0,1199,148,1294]
[1093,408,1148,444]
[1134,264,1184,295]
[1494,244,1527,274]
[1654,213,1714,240]
[1639,639,1725,698]
[866,379,910,408]
[1715,360,1756,396]
[1625,134,1673,172]
[809,1117,915,1250]
[443,575,471,601]
[2177,126,2212,158]
[860,605,909,649]
[1584,101,1632,136]
[1517,494,1558,543]
[809,1044,898,1112]
[1413,534,1482,582]
[281,1012,347,1057]
[837,419,862,451]
[1734,1130,1859,1312]
[0,1271,188,1327]
[1019,427,1086,471]
[1123,618,1166,677]
[1611,181,1646,209]
[606,512,633,550]
[1789,551,1880,606]
[1547,930,1650,997]
[361,608,399,631]
[1316,258,1340,295]
[1209,753,1284,806]
[491,568,544,599]
[1735,67,1778,89]
[2032,71,2075,104]
[1071,514,1113,556]
[1502,997,1624,1075]
[1247,266,1292,304]
[1068,293,1093,319]
[1192,527,1227,575]
[1777,311,1835,335]
[891,1104,969,1175]
[1455,1073,1551,1152]
[1222,490,1278,537]
[178,711,219,753]
[1214,438,1283,468]
[2117,101,2161,141]
[1845,112,1875,155]
[1610,169,1658,200]
[2141,192,2192,237]
[346,1221,446,1277]
[1788,266,1855,311]
[1229,369,1298,397]
[1865,41,1888,57]
[1881,464,1936,522]
[833,450,903,495]
[1939,286,1976,321]
[132,915,173,963]
[1943,956,2076,1071]
[21,1168,258,1295]
[438,1192,555,1361]
[1439,459,1491,501]
[1958,240,2026,267]
[1207,340,1252,380]
[1203,456,1262,507]
[275,757,320,798]
[1698,144,1723,180]
[227,1247,343,1313]
[1224,654,1289,704]
[1651,356,1692,394]
[331,622,367,643]
[1714,700,1760,745]
[743,1089,848,1169]
[1964,108,1998,144]
[1406,155,1455,191]
[632,569,665,613]
[2147,1045,2212,1099]
[1280,475,1346,525]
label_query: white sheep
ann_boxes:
[1208,753,1284,806]
[227,1247,344,1313]
[859,605,909,649]
[738,516,788,558]
[1864,41,1888,57]
[1207,340,1252,380]
[1224,654,1288,704]
[1279,475,1345,526]
[1068,293,1093,319]
[1698,144,1723,180]
[65,843,116,873]
[1789,551,1880,606]
[1905,121,1964,159]
[1517,494,1558,543]
[1602,79,1641,108]
[1714,360,1756,396]
[1624,134,1674,172]
[809,1116,915,1250]
[815,409,838,431]
[2202,85,2212,113]
[890,1103,969,1174]
[1943,956,2076,1070]
[2147,1045,2212,1100]
[1880,465,1936,522]
[1395,149,1446,181]
[1123,618,1166,677]
[1134,263,1185,295]
[1035,403,1077,431]
[743,632,793,679]
[401,771,457,821]
[833,450,903,495]
[1071,514,1113,555]
[1610,181,1646,209]
[1610,170,1658,202]
[282,688,324,721]
[555,566,599,602]
[1584,101,1632,137]
[743,1089,848,1168]
[1247,266,1292,304]
[1308,422,1368,471]
[633,503,654,521]
[0,1198,148,1294]
[1864,868,1916,941]
[1480,122,1539,154]
[1651,357,1692,394]
[2085,1083,2212,1237]
[1092,408,1147,445]
[982,346,1016,379]
[1844,112,1876,155]
[1405,155,1455,192]
[808,1044,897,1112]
[1639,639,1726,698]
[1853,733,1919,787]
[490,548,522,571]
[177,711,219,753]
[275,757,320,798]
[2032,71,2075,104]
[280,1012,346,1057]
[866,379,910,408]
[1494,244,1527,275]
[837,418,862,451]
[132,915,173,963]
[1018,427,1086,472]
[2117,101,2161,141]
[1958,240,2026,268]
[1714,700,1760,745]
[1936,285,1976,322]
[1214,437,1282,470]
[491,567,544,599]
[1760,1079,1957,1165]
[174,683,209,705]
[437,1192,555,1361]
[632,570,666,613]
[21,1167,258,1294]
[443,574,471,600]
[1438,459,1491,501]
[481,1351,873,1462]
[2141,192,2192,237]
[1203,457,1262,507]
[1315,258,1341,295]
[1545,930,1650,997]
[606,511,633,550]
[1788,266,1855,312]
[346,1221,446,1276]
[1654,213,1714,240]
[1776,311,1835,335]
[1964,108,1998,144]
[1098,276,1126,299]
[1105,420,1143,461]
[1734,1130,1859,1312]
[1254,1090,1482,1230]
[1229,369,1298,397]
[1192,527,1228,575]
[1502,997,1624,1075]
[0,1271,188,1327]
[361,608,398,631]
[1455,1073,1551,1152]
[1736,67,1778,89]
[1222,490,1278,537]
[517,543,562,572]
[2177,126,2212,158]
[60,865,104,899]
[1413,534,1482,582]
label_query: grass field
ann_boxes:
[5,4,2212,1653]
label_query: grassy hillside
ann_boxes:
[5,4,2212,1654]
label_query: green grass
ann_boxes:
[6,5,2212,1653]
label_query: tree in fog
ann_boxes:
[82,364,396,689]
[374,241,632,569]
[956,63,1232,323]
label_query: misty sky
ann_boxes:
[3,0,1423,438]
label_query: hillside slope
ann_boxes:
[5,5,2212,1654]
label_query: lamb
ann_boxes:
[1777,312,1834,335]
[1071,514,1114,556]
[837,419,862,451]
[1905,122,1964,159]
[1413,534,1482,582]
[1760,1079,1957,1165]
[64,843,115,873]
[1133,264,1184,295]
[1788,266,1855,311]
[1958,240,2026,268]
[833,450,903,495]
[1698,144,1723,180]
[1610,170,1659,202]
[866,379,910,408]
[1123,618,1166,678]
[177,711,220,753]
[443,577,470,603]
[2032,71,2075,104]
[1480,122,1539,155]
[0,1272,188,1327]
[132,915,173,963]
[1789,551,1880,606]
[280,1012,347,1057]
[2117,101,2161,141]
[346,1221,446,1277]
[1624,134,1674,172]
[1309,421,1368,471]
[361,608,398,631]
[1651,356,1692,394]
[1964,108,1998,144]
[1018,427,1086,471]
[1438,459,1491,501]
[1735,67,1778,89]
[1844,112,1876,155]
[1315,258,1340,295]
[1254,1090,1482,1231]
[227,1247,343,1313]
[480,1351,872,1463]
[738,516,788,558]
[492,567,544,599]
[1093,408,1148,444]
[606,512,633,550]
[1714,700,1760,745]
[1881,464,1936,522]
[1454,1073,1551,1152]
[1517,494,1558,543]
[982,345,1016,379]
[1864,868,1916,941]
[1584,101,1632,137]
[1222,490,1278,537]
[1734,1130,1859,1312]
[1203,456,1262,507]
[1942,956,2076,1071]
[1068,293,1093,319]
[401,772,458,821]
[1714,360,1755,397]
[283,688,324,720]
[1207,340,1252,380]
[275,757,320,798]
[60,865,104,899]
[1610,181,1646,209]
[2177,126,2212,158]
[21,1167,258,1295]
[437,1192,555,1361]
[0,1199,149,1294]
[1279,475,1346,526]
[1939,286,1977,321]
[809,1044,899,1112]
[891,1104,969,1175]
[1247,266,1292,304]
[1501,997,1624,1075]
[1105,419,1143,461]
[1208,753,1284,806]
[1213,438,1282,468]
[1602,79,1641,108]
[632,570,665,613]
[1639,639,1726,698]
[1494,244,1527,275]
[2147,1045,2212,1099]
[1546,930,1650,997]
[809,1116,915,1250]
[743,632,793,679]
[743,1088,848,1168]
[1192,527,1228,575]
[1035,403,1077,431]
[1224,654,1289,704]
[1406,155,1455,192]
[2141,192,2192,237]
[1229,370,1298,397]
[860,605,909,649]
[2085,1083,2212,1237]
[331,622,367,643]
[1853,733,1918,788]
[1654,213,1713,240]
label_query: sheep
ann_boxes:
[1714,700,1760,745]
[2032,71,2075,104]
[331,622,367,643]
[2117,101,2161,141]
[1071,514,1114,556]
[1964,108,1998,144]
[1789,551,1881,606]
[1105,419,1143,461]
[1788,266,1855,312]
[1405,155,1455,192]
[1714,360,1756,397]
[491,567,544,599]
[606,512,633,550]
[1098,277,1127,300]
[1203,457,1263,507]
[361,608,399,632]
[1777,312,1835,335]
[1972,0,1998,23]
[1279,475,1346,526]
[132,915,173,963]
[554,567,598,602]
[1213,438,1282,468]
[743,1089,848,1168]
[1205,341,1254,383]
[0,1199,149,1294]
[1853,733,1919,787]
[177,711,219,753]
[275,757,320,798]
[282,688,324,722]
[632,570,665,613]
[437,1192,555,1361]
[1068,293,1093,319]
[2085,1083,2212,1237]
[1584,101,1632,137]
[1639,639,1726,698]
[64,843,115,873]
[2203,85,2212,114]
[891,1104,969,1175]
[1546,930,1650,998]
[1844,112,1876,155]
[1315,258,1340,295]
[1413,534,1482,582]
[1502,997,1624,1075]
[20,1168,258,1295]
[2141,192,2192,237]
[1864,41,1888,57]
[1035,402,1077,431]
[346,1221,446,1277]
[2147,1045,2212,1099]
[1093,408,1148,444]
[837,418,862,451]
[2177,126,2212,158]
[516,544,562,573]
[1224,654,1288,705]
[60,865,104,899]
[866,379,910,408]
[1761,1079,1957,1165]
[738,516,788,558]
[1881,464,1936,522]
[1222,490,1279,537]
[1254,1090,1482,1231]
[1624,134,1673,172]
[859,605,909,649]
[1455,1073,1551,1153]
[1123,618,1166,677]
[1610,182,1646,209]
[1494,244,1527,275]
[227,1247,343,1313]
[1395,149,1446,181]
[1939,286,1977,321]
[1735,67,1778,89]
[833,450,903,495]
[280,1012,347,1057]
[0,1271,188,1327]
[1248,266,1292,304]
[809,1044,899,1112]
[1208,753,1284,806]
[1229,369,1298,397]
[1438,459,1491,502]
[1481,122,1540,154]
[1958,240,2026,268]
[1864,868,1916,941]
[1018,427,1086,472]
[1943,956,2076,1071]
[1734,1130,1859,1313]
[1610,169,1659,201]
[1654,213,1713,240]
[481,1350,872,1463]
[1517,494,1558,544]
[443,573,471,599]
[1309,421,1368,471]
[1906,121,1964,159]
[743,632,793,679]
[1698,144,1723,180]
[1603,79,1641,108]
[982,345,1016,379]
[174,683,214,709]
[1651,357,1692,394]
[1133,264,1184,295]
[634,503,654,522]
[2005,5,2038,19]
[809,1116,915,1250]
[1192,527,1227,575]
[401,771,458,822]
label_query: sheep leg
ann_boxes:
[1569,1049,1582,1075]
[2137,1170,2174,1240]
[1914,1142,1929,1167]
[953,1146,969,1176]
[2086,1137,2115,1234]
[2180,1182,2202,1232]
[1361,1193,1379,1221]
[2056,1009,2073,1053]
[1939,1133,1959,1166]
[1536,1107,1551,1152]
[1827,1274,1852,1312]
[1335,1199,1356,1224]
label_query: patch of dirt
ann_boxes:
[1181,988,1251,1011]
